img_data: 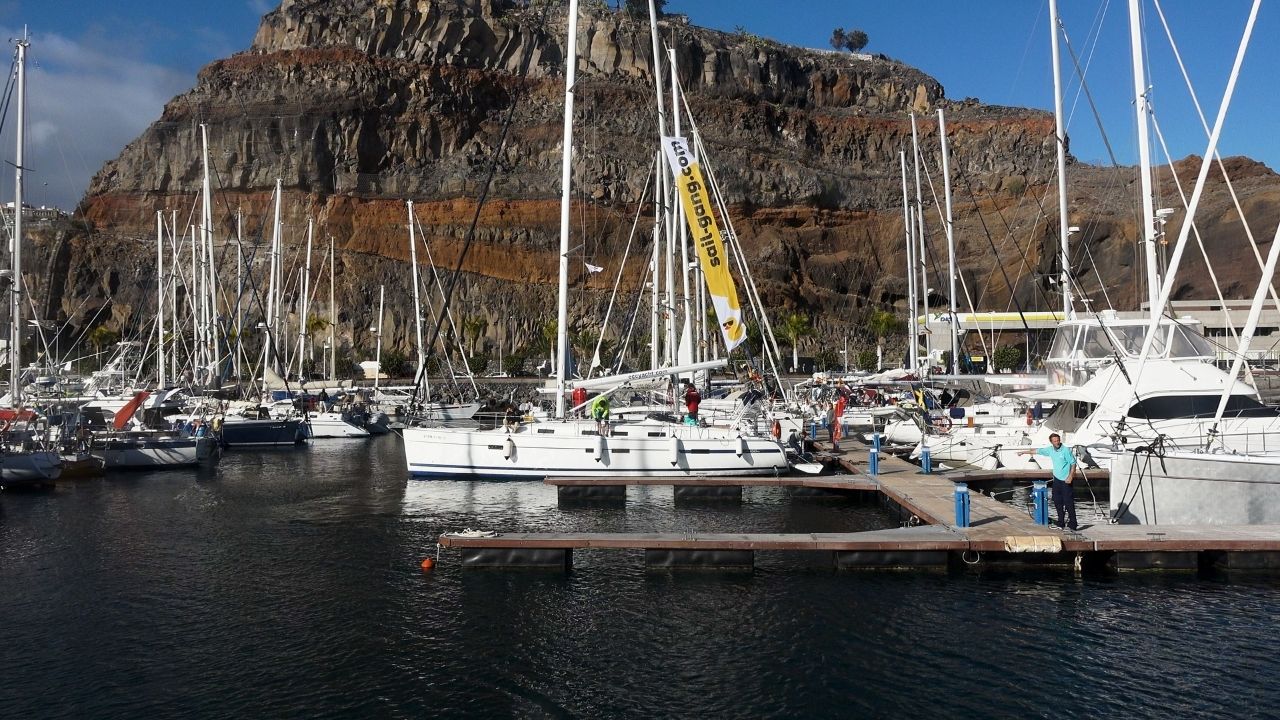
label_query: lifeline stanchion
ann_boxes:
[1031,480,1049,526]
[953,482,971,528]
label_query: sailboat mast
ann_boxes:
[900,150,917,373]
[10,34,27,406]
[235,210,243,382]
[937,109,958,373]
[1049,0,1073,319]
[1127,0,1160,313]
[265,178,282,382]
[407,201,427,398]
[328,236,335,383]
[646,0,668,372]
[374,284,385,396]
[199,123,214,385]
[910,113,930,371]
[554,0,580,419]
[670,48,692,369]
[297,218,313,377]
[156,211,166,388]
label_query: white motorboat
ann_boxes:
[92,431,216,469]
[304,410,371,439]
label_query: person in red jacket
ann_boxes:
[571,386,587,418]
[682,380,702,424]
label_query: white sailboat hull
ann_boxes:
[1110,450,1280,525]
[402,419,789,479]
[95,436,215,469]
[0,450,62,481]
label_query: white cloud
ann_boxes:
[0,27,193,211]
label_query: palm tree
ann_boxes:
[87,325,120,362]
[866,309,904,371]
[462,315,487,356]
[777,313,813,372]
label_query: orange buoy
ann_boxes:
[771,420,782,440]
[420,557,436,570]
[1025,408,1033,426]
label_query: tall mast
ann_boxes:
[937,108,959,373]
[647,0,668,371]
[10,34,28,406]
[900,150,917,373]
[1049,0,1073,319]
[264,178,282,382]
[156,212,166,388]
[199,123,214,385]
[407,202,428,400]
[670,47,692,368]
[910,113,930,372]
[554,0,580,419]
[328,237,335,383]
[1127,0,1160,313]
[297,218,313,378]
[235,210,243,382]
[374,284,385,396]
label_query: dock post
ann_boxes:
[810,420,818,440]
[869,447,879,475]
[954,482,971,528]
[921,446,932,474]
[1031,480,1049,526]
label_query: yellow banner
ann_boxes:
[662,136,747,352]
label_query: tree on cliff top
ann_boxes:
[829,27,869,53]
[624,0,665,19]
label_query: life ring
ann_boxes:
[771,420,782,440]
[930,415,953,434]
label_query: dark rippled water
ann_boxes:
[2,435,1277,719]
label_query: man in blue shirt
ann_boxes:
[1020,432,1078,530]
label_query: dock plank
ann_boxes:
[545,475,879,491]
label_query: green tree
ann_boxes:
[829,27,846,51]
[866,309,904,371]
[856,349,878,372]
[467,353,490,375]
[777,313,813,372]
[994,344,1024,372]
[844,29,869,52]
[813,347,838,372]
[380,350,411,378]
[624,0,664,19]
[503,349,527,376]
[88,325,120,361]
[462,315,487,356]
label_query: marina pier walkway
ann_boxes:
[436,446,1280,572]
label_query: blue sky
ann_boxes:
[1,0,1275,210]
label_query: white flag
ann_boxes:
[585,262,603,274]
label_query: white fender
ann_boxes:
[735,433,747,457]
[668,434,680,465]
[503,436,515,460]
[594,434,605,462]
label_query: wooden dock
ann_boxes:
[436,443,1280,572]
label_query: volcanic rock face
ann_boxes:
[43,0,1280,369]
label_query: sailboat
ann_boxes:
[0,33,61,484]
[400,1,788,479]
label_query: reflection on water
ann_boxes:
[1,435,1277,719]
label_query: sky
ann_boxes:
[0,0,1276,211]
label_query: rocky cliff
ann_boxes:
[36,0,1280,370]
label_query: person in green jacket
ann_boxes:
[590,393,612,436]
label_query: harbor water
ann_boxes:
[2,435,1277,718]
